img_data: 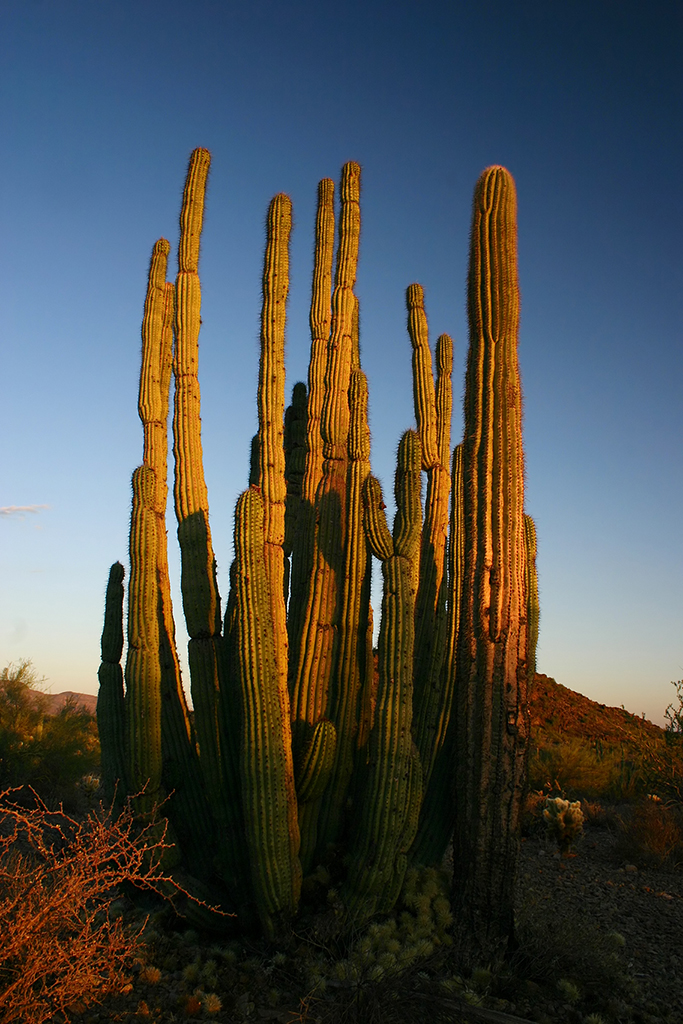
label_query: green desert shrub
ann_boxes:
[0,661,100,808]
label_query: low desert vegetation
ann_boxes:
[0,668,681,1022]
[0,660,100,810]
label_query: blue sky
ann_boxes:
[1,1,681,724]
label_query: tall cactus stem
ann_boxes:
[287,179,335,658]
[343,432,423,921]
[256,193,300,871]
[316,368,372,854]
[124,465,162,813]
[97,562,127,807]
[290,163,361,752]
[453,165,528,959]
[524,514,539,684]
[233,487,302,937]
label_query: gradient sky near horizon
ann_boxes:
[1,1,681,725]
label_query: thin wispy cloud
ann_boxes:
[0,505,51,518]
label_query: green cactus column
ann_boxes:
[172,148,247,898]
[315,367,372,857]
[410,442,463,867]
[287,179,335,654]
[453,166,529,960]
[233,486,302,938]
[290,162,361,742]
[97,561,127,807]
[289,162,361,869]
[124,465,163,813]
[139,234,215,877]
[256,193,301,882]
[408,283,454,788]
[524,513,539,686]
[343,431,423,923]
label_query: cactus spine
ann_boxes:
[453,165,528,958]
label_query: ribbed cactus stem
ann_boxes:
[291,163,361,751]
[138,234,214,873]
[407,283,439,470]
[287,179,335,657]
[233,487,301,938]
[124,465,162,811]
[316,368,373,854]
[304,178,335,505]
[344,432,423,921]
[97,561,127,806]
[172,148,248,898]
[453,165,528,958]
[410,442,463,866]
[410,284,453,764]
[524,514,539,683]
[173,148,221,640]
[256,193,299,870]
[258,192,292,664]
[321,161,361,459]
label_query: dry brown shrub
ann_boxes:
[615,798,683,868]
[0,788,175,1024]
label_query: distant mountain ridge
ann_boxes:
[40,691,98,716]
[530,673,664,748]
[43,677,664,749]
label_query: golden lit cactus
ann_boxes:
[233,486,302,937]
[138,234,215,876]
[172,149,248,899]
[101,151,538,948]
[524,513,539,683]
[290,162,361,749]
[287,179,335,652]
[453,165,528,958]
[254,192,301,880]
[315,366,373,856]
[124,464,162,812]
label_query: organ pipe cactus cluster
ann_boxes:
[98,150,540,955]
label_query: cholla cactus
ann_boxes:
[543,797,584,854]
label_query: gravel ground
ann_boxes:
[516,816,683,1022]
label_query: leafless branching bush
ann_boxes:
[0,788,175,1023]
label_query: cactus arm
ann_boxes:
[295,718,337,804]
[436,333,453,471]
[304,178,335,504]
[407,284,439,471]
[362,475,394,561]
[233,487,302,937]
[453,165,528,957]
[97,561,127,807]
